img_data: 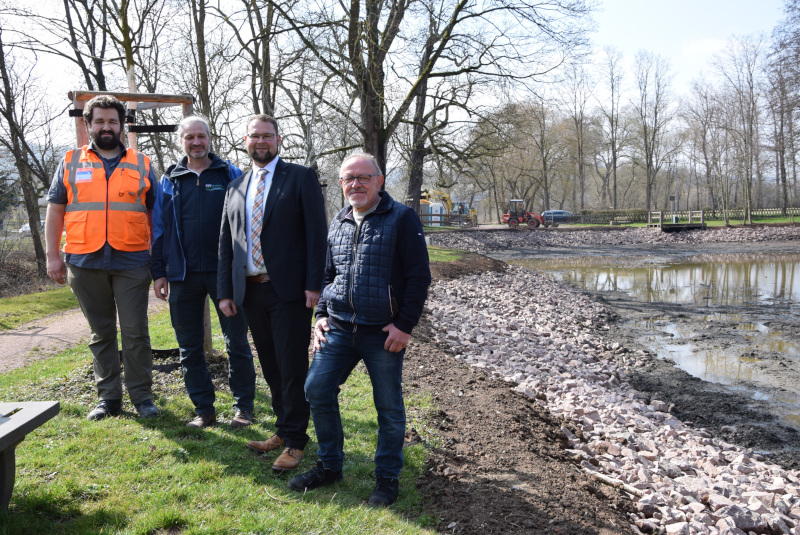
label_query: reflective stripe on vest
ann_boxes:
[62,146,151,254]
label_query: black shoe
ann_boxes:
[368,477,399,507]
[288,461,342,492]
[87,399,122,421]
[134,399,160,419]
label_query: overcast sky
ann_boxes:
[592,0,787,93]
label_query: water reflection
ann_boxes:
[514,253,800,308]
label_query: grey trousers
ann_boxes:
[67,264,153,405]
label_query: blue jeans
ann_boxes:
[305,326,405,479]
[169,271,256,415]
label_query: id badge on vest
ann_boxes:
[75,168,94,183]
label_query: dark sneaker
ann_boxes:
[288,461,342,492]
[368,477,399,507]
[229,410,252,428]
[87,399,122,421]
[186,413,216,428]
[134,399,160,419]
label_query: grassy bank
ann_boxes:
[0,286,78,330]
[0,306,439,534]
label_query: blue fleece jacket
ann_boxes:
[151,153,242,281]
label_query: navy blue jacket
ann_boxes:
[152,153,242,281]
[316,192,431,335]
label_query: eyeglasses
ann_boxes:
[248,133,277,141]
[340,175,379,185]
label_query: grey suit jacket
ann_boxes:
[217,158,327,305]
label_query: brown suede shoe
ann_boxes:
[246,434,284,454]
[230,410,252,429]
[186,414,216,428]
[272,447,303,472]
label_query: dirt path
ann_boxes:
[0,293,168,375]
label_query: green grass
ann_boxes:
[427,246,463,263]
[0,286,78,330]
[0,307,439,535]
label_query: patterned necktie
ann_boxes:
[251,168,268,269]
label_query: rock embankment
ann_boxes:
[425,226,800,535]
[429,225,800,254]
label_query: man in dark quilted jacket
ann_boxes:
[288,152,431,507]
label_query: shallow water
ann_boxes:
[511,253,800,428]
[515,253,800,310]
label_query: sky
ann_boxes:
[592,0,787,94]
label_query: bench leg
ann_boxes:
[1,442,19,512]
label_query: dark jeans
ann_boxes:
[242,280,312,450]
[305,327,406,479]
[169,271,255,415]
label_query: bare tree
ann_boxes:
[0,32,63,275]
[766,36,795,214]
[273,0,593,177]
[683,79,722,217]
[713,35,767,223]
[1,0,111,90]
[596,47,627,209]
[560,62,594,210]
[632,51,676,210]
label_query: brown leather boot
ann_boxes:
[246,434,284,454]
[272,447,304,472]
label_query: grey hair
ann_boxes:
[177,115,211,141]
[341,152,383,176]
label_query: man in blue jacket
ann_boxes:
[151,115,256,429]
[288,152,431,507]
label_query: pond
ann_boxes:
[510,253,800,429]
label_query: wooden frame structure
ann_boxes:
[69,90,194,149]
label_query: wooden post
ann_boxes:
[72,94,89,148]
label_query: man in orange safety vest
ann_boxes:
[45,95,160,421]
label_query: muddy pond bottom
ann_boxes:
[511,253,800,429]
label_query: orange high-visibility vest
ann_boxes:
[62,146,152,254]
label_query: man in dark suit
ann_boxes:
[218,114,327,472]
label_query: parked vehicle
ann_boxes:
[541,210,576,225]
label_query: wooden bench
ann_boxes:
[1,401,60,511]
[609,219,632,226]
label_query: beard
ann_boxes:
[92,129,120,151]
[248,146,278,167]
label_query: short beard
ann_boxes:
[92,131,120,151]
[248,147,277,167]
